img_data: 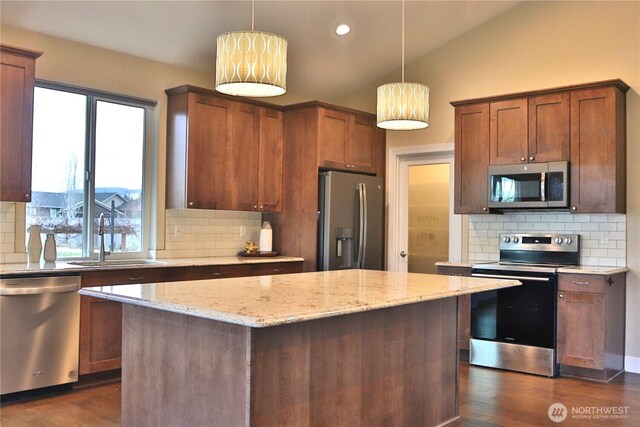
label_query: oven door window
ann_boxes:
[471,275,556,348]
[490,174,543,203]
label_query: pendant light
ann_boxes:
[377,0,429,130]
[215,0,287,97]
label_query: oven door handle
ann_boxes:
[471,273,550,282]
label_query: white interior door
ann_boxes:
[387,144,462,272]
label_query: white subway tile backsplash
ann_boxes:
[468,213,626,267]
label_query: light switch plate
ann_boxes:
[600,231,609,244]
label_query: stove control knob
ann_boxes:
[503,236,511,243]
[512,237,519,243]
[555,237,563,244]
[564,237,573,245]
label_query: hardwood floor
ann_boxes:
[1,364,638,426]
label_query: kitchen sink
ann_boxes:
[67,260,164,267]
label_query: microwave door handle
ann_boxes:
[540,172,546,202]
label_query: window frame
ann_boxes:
[31,80,156,260]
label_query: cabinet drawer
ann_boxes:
[184,262,303,281]
[436,266,472,277]
[81,267,185,286]
[558,274,605,294]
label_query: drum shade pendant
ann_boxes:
[215,1,287,97]
[377,0,429,130]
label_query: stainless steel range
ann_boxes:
[470,233,579,377]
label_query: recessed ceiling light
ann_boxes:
[336,24,351,36]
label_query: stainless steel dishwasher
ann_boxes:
[1,275,81,395]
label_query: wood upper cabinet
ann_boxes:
[166,86,283,212]
[557,273,626,381]
[490,95,570,165]
[0,45,42,202]
[528,93,570,163]
[318,107,377,174]
[570,86,626,213]
[489,99,528,165]
[231,104,283,212]
[166,90,233,210]
[257,108,284,212]
[454,103,490,214]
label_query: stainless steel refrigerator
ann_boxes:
[318,171,384,271]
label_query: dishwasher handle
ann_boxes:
[0,283,81,296]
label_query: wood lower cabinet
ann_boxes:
[437,265,472,357]
[79,262,302,375]
[570,85,626,213]
[454,103,489,214]
[0,45,42,203]
[557,273,626,382]
[165,86,283,212]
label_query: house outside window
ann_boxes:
[26,82,155,259]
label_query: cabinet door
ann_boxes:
[528,93,570,162]
[348,114,376,173]
[258,108,283,212]
[570,87,625,213]
[0,50,36,202]
[454,103,490,214]
[437,266,472,352]
[489,99,528,165]
[186,94,233,209]
[318,108,349,169]
[557,291,605,369]
[231,102,260,210]
[79,296,122,374]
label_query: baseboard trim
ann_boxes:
[625,356,640,374]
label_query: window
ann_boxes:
[26,82,155,259]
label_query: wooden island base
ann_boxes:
[122,298,458,426]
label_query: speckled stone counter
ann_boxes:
[0,256,304,276]
[79,269,520,327]
[87,269,519,426]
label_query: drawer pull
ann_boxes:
[571,281,590,286]
[213,272,227,277]
[272,269,283,273]
[559,294,564,298]
[128,277,144,282]
[606,277,614,286]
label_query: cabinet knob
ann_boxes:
[259,205,264,209]
[529,156,534,161]
[482,207,487,212]
[571,206,577,211]
[253,205,258,209]
[188,202,194,207]
[559,294,564,298]
[520,157,526,162]
[606,277,614,286]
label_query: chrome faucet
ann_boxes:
[98,213,111,262]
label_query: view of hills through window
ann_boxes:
[26,87,145,258]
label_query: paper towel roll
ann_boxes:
[259,221,272,252]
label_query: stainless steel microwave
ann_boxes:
[488,161,568,209]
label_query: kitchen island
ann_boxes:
[80,269,519,426]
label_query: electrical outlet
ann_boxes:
[174,225,182,238]
[239,225,246,237]
[600,231,609,244]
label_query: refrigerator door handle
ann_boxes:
[356,183,365,268]
[361,182,368,268]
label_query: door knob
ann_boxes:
[400,251,407,258]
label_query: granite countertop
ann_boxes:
[434,261,475,268]
[79,269,520,328]
[0,256,304,276]
[557,266,630,275]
